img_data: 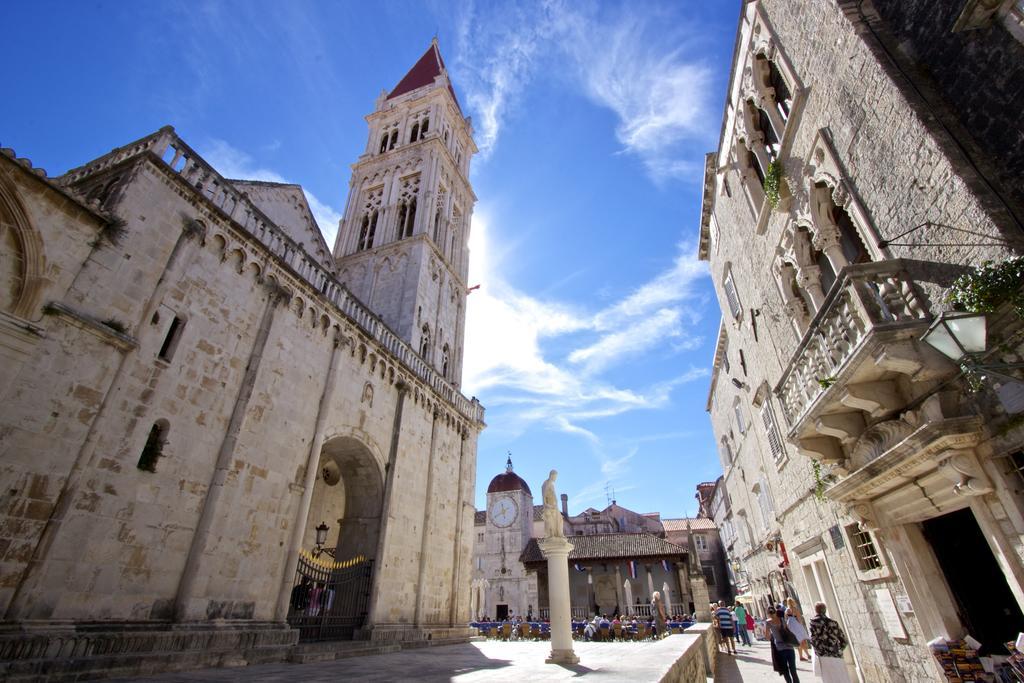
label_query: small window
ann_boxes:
[379,133,388,154]
[694,534,708,552]
[389,130,398,150]
[158,316,185,361]
[421,117,429,135]
[846,525,882,571]
[703,568,716,585]
[138,421,168,472]
[724,271,742,319]
[442,344,450,378]
[409,122,420,143]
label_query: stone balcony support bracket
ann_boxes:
[840,380,902,417]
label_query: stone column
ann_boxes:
[539,536,579,665]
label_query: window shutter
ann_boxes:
[724,271,742,319]
[762,402,784,461]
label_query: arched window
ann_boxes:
[421,117,429,135]
[138,420,169,472]
[409,123,420,143]
[403,197,416,238]
[442,344,450,378]
[419,324,431,359]
[389,130,398,150]
[357,210,378,251]
[379,133,388,154]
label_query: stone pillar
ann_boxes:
[539,536,579,665]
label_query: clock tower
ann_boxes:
[473,458,537,620]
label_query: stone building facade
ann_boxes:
[0,40,484,678]
[700,2,1024,681]
[471,466,713,621]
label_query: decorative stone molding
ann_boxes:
[848,419,915,470]
[936,449,993,497]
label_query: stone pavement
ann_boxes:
[118,633,709,682]
[714,639,816,682]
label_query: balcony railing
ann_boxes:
[775,261,929,431]
[60,127,485,425]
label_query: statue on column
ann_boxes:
[542,470,564,538]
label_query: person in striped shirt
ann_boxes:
[714,602,737,655]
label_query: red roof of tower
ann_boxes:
[387,41,462,113]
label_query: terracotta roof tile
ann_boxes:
[520,532,686,564]
[387,41,462,113]
[662,518,717,532]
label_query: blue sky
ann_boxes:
[4,1,740,519]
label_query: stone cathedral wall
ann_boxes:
[0,145,480,631]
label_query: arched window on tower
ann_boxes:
[357,210,378,251]
[396,198,416,240]
[419,324,431,359]
[409,122,420,144]
[442,344,450,378]
[389,130,398,150]
[379,133,389,154]
[421,117,429,135]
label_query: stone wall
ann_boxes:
[701,1,1023,680]
[0,130,482,640]
[867,0,1024,226]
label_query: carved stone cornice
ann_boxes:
[826,416,983,503]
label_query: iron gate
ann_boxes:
[287,551,373,641]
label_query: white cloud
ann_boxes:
[200,139,342,246]
[451,1,714,181]
[568,308,682,374]
[463,207,709,450]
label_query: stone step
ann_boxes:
[289,641,402,664]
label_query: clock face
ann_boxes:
[489,497,518,528]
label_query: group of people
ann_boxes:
[712,597,851,683]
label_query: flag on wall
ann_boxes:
[662,559,671,572]
[628,560,638,579]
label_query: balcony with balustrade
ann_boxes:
[774,261,956,469]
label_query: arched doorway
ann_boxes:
[288,436,383,641]
[304,436,383,561]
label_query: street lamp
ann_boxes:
[312,521,330,558]
[921,311,1024,382]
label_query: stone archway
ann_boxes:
[303,436,383,562]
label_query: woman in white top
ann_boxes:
[785,604,811,662]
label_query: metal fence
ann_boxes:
[286,551,372,642]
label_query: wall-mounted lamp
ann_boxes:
[921,312,1024,385]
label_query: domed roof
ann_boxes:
[487,457,532,495]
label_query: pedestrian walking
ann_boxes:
[809,602,851,683]
[735,602,751,646]
[715,602,738,655]
[768,607,801,682]
[651,591,668,639]
[786,597,812,662]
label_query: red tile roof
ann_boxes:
[662,518,717,532]
[387,41,462,113]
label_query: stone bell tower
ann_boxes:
[333,39,477,387]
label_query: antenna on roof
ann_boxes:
[604,482,612,506]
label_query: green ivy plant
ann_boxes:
[812,460,826,501]
[816,376,837,389]
[764,160,783,209]
[945,256,1024,316]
